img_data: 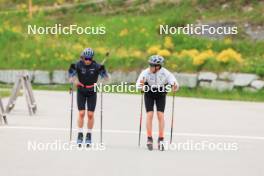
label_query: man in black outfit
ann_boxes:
[68,48,108,147]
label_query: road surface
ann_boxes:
[0,90,264,176]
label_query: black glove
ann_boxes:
[99,65,106,71]
[99,65,108,78]
[68,63,77,77]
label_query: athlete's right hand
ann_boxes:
[139,79,145,86]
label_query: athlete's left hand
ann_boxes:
[172,84,178,92]
[104,75,110,81]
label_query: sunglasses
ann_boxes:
[84,57,93,61]
[149,64,160,67]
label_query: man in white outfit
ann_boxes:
[136,55,179,151]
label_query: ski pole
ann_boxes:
[101,52,110,65]
[138,77,145,147]
[69,83,74,142]
[100,52,110,144]
[170,84,176,144]
[100,87,103,144]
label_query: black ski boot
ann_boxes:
[158,137,165,151]
[77,132,83,147]
[146,137,153,151]
[85,133,92,147]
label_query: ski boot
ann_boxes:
[146,137,153,151]
[77,132,83,147]
[85,133,92,147]
[158,137,165,151]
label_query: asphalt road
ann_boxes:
[0,90,263,176]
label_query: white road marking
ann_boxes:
[1,126,264,141]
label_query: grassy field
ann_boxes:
[0,0,264,76]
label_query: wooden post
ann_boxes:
[0,98,7,125]
[29,0,32,18]
[5,72,37,115]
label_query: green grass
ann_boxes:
[0,0,264,75]
[169,87,264,102]
[34,85,264,102]
[0,90,11,98]
[1,83,263,102]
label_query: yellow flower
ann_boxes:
[3,21,10,30]
[116,48,129,57]
[216,48,243,63]
[64,52,73,61]
[140,28,146,33]
[35,49,41,56]
[95,47,108,55]
[122,19,128,23]
[19,52,30,59]
[172,52,179,57]
[34,35,41,42]
[12,26,22,33]
[193,50,215,66]
[131,50,143,58]
[50,43,57,49]
[203,50,215,57]
[157,49,171,57]
[171,63,177,69]
[72,43,83,52]
[119,28,129,37]
[164,36,174,50]
[16,3,27,10]
[178,49,199,59]
[57,0,65,5]
[147,45,161,55]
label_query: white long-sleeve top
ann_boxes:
[136,67,179,89]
